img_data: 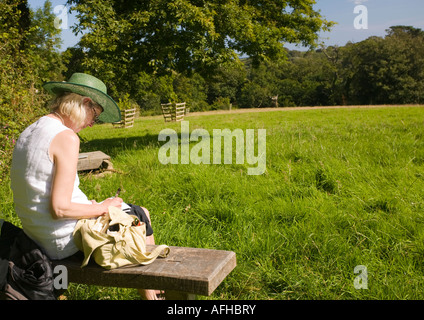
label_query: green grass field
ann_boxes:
[2,106,424,300]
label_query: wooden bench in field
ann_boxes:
[53,245,237,300]
[77,151,111,172]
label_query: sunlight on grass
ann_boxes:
[2,106,424,299]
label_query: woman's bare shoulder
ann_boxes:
[49,129,80,162]
[54,129,80,144]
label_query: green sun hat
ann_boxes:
[43,73,121,123]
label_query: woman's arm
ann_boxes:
[49,129,122,219]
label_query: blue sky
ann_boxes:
[28,0,424,51]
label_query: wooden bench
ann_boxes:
[77,151,111,172]
[53,245,236,300]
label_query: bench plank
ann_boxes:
[54,246,236,297]
[77,151,111,171]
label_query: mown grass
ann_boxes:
[1,106,424,300]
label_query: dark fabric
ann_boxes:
[0,221,57,300]
[126,204,154,236]
[0,222,22,291]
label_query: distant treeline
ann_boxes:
[64,25,424,114]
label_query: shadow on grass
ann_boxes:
[79,133,161,159]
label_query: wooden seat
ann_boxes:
[53,245,236,300]
[77,151,110,171]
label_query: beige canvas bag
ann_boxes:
[73,206,170,269]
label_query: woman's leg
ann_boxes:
[142,207,155,246]
[137,207,163,300]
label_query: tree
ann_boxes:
[66,0,333,96]
[173,72,209,111]
[239,59,280,107]
[28,0,65,83]
[205,61,246,105]
[381,26,424,104]
[320,26,424,105]
[338,27,424,105]
[0,0,65,181]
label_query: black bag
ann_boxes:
[0,222,57,300]
[124,204,154,236]
[0,221,21,292]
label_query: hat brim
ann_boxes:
[43,82,121,123]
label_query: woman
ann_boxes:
[10,73,159,299]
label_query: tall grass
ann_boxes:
[2,106,424,299]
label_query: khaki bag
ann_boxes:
[73,206,170,269]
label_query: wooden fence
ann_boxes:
[161,102,187,122]
[113,108,137,128]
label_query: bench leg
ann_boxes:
[165,290,196,300]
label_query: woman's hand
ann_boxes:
[99,197,123,209]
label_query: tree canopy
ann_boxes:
[0,0,64,181]
[66,0,334,93]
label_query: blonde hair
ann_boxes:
[49,92,90,128]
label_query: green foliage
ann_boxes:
[65,21,424,111]
[204,61,246,104]
[210,97,232,110]
[238,26,424,107]
[320,26,424,105]
[67,0,332,76]
[62,0,422,110]
[117,93,138,111]
[63,0,333,109]
[29,0,65,83]
[0,0,64,181]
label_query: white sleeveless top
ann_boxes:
[10,116,91,260]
